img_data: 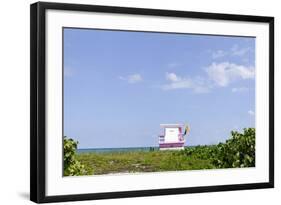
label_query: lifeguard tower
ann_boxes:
[158,124,189,150]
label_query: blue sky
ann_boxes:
[64,28,255,149]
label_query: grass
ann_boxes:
[76,149,216,175]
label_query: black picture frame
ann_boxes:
[30,1,274,203]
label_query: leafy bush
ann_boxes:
[212,128,255,168]
[180,128,255,169]
[64,136,87,176]
[179,145,217,160]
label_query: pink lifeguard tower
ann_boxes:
[158,124,189,150]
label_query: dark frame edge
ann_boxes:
[30,2,39,202]
[268,17,274,188]
[30,2,47,203]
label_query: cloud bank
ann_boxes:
[119,73,143,84]
[206,62,255,87]
[161,62,254,93]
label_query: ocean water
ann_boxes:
[77,146,160,154]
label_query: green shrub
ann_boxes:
[212,128,255,168]
[181,128,255,169]
[180,145,218,160]
[63,136,87,176]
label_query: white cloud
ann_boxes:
[248,110,255,116]
[166,72,180,82]
[231,44,251,56]
[162,72,210,93]
[212,50,227,59]
[206,62,255,87]
[119,74,143,84]
[162,73,192,90]
[210,44,252,59]
[160,62,254,93]
[232,87,249,93]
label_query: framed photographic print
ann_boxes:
[30,1,274,203]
